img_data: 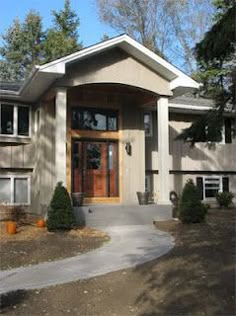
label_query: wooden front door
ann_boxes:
[72,140,118,197]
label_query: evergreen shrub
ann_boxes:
[179,179,207,223]
[46,182,76,231]
[216,191,234,208]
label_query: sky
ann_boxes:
[0,0,118,47]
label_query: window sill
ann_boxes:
[0,135,31,144]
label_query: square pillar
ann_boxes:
[55,87,67,186]
[157,97,171,204]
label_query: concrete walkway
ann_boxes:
[0,225,174,295]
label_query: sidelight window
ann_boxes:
[144,112,153,137]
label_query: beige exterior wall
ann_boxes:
[59,48,171,97]
[169,113,236,172]
[145,111,236,203]
[0,105,36,213]
[121,104,145,204]
[31,99,56,215]
[145,111,236,173]
[0,99,56,215]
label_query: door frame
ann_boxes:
[71,138,119,199]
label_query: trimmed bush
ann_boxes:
[179,179,207,224]
[216,191,234,208]
[46,182,76,231]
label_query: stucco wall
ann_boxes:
[121,104,145,204]
[145,111,236,172]
[31,100,56,215]
[60,48,171,97]
[169,113,236,172]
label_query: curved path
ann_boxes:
[0,225,174,294]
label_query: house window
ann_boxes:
[0,103,30,137]
[204,177,222,198]
[71,108,118,131]
[18,106,30,136]
[196,176,229,200]
[0,175,30,205]
[144,112,153,137]
[0,104,14,135]
[0,178,11,203]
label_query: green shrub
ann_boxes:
[179,179,207,224]
[46,182,76,231]
[215,191,234,208]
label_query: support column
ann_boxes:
[157,97,171,204]
[55,87,67,186]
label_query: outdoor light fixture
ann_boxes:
[125,142,132,156]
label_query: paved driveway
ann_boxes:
[0,225,174,294]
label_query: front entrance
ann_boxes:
[72,140,118,197]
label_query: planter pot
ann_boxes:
[172,206,178,219]
[6,221,17,235]
[71,192,84,206]
[36,219,45,228]
[137,191,150,205]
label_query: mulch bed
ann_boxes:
[0,208,235,316]
[0,223,109,270]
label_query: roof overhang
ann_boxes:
[0,34,200,103]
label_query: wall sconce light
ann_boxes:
[125,142,132,156]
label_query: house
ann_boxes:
[0,35,235,218]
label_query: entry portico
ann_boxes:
[48,35,199,205]
[0,34,200,210]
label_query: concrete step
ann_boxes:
[74,204,172,228]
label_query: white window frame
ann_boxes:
[0,175,31,205]
[144,111,153,137]
[0,102,31,138]
[34,108,40,134]
[219,124,225,144]
[203,176,223,200]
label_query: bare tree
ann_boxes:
[166,0,215,74]
[96,0,214,74]
[97,0,170,56]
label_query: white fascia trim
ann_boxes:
[170,75,200,90]
[38,35,130,73]
[169,103,212,111]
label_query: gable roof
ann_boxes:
[0,34,200,102]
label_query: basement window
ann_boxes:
[196,176,229,200]
[204,177,221,198]
[0,175,30,205]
